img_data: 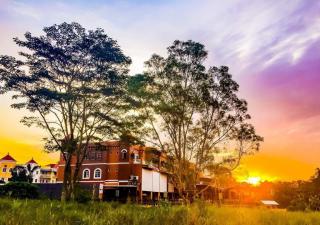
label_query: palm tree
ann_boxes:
[10,164,39,183]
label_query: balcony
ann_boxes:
[133,159,141,164]
[41,174,53,179]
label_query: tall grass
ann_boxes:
[0,198,320,225]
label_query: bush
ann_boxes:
[74,186,91,203]
[0,185,5,196]
[0,182,39,199]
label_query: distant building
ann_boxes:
[0,153,17,183]
[25,159,57,183]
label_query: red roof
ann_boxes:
[0,153,16,162]
[26,158,38,164]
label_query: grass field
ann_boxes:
[1,199,320,225]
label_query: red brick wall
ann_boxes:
[57,141,144,183]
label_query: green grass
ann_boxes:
[0,198,320,225]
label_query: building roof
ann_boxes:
[0,153,16,162]
[261,200,279,206]
[26,158,38,164]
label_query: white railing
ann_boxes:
[133,159,141,164]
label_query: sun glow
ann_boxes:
[246,177,261,186]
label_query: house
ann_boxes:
[25,159,57,183]
[0,153,17,183]
[56,141,174,202]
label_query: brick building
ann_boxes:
[56,141,174,202]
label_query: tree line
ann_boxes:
[274,168,320,211]
[0,22,263,201]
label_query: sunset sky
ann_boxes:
[0,0,319,181]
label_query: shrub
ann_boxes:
[74,186,91,203]
[0,185,5,196]
[287,194,308,211]
[1,182,39,199]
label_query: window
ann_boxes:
[82,169,90,179]
[94,168,102,179]
[121,149,127,160]
[96,152,102,160]
[2,165,7,173]
[88,145,95,152]
[84,152,89,160]
[90,152,96,160]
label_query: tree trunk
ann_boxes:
[61,157,72,201]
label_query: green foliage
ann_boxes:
[1,199,320,225]
[275,169,320,211]
[0,182,39,199]
[10,168,30,183]
[0,22,144,200]
[9,164,39,183]
[133,40,263,198]
[274,182,298,208]
[74,186,91,204]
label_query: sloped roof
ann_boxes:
[26,158,38,164]
[0,153,16,162]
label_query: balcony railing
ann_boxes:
[133,159,141,164]
[41,174,53,179]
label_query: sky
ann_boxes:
[0,0,319,181]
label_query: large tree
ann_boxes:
[0,22,141,201]
[132,40,263,199]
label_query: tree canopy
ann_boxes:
[0,22,263,201]
[0,22,142,200]
[131,40,263,198]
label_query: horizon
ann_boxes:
[0,0,320,182]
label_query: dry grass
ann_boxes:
[0,198,320,225]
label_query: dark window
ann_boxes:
[96,152,102,160]
[96,144,106,151]
[90,152,96,160]
[83,169,90,179]
[84,152,89,160]
[94,169,102,179]
[88,145,95,151]
[121,149,127,160]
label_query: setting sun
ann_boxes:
[246,177,261,186]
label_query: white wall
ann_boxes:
[142,168,167,192]
[32,167,41,183]
[159,173,167,192]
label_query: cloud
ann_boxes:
[2,0,319,74]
